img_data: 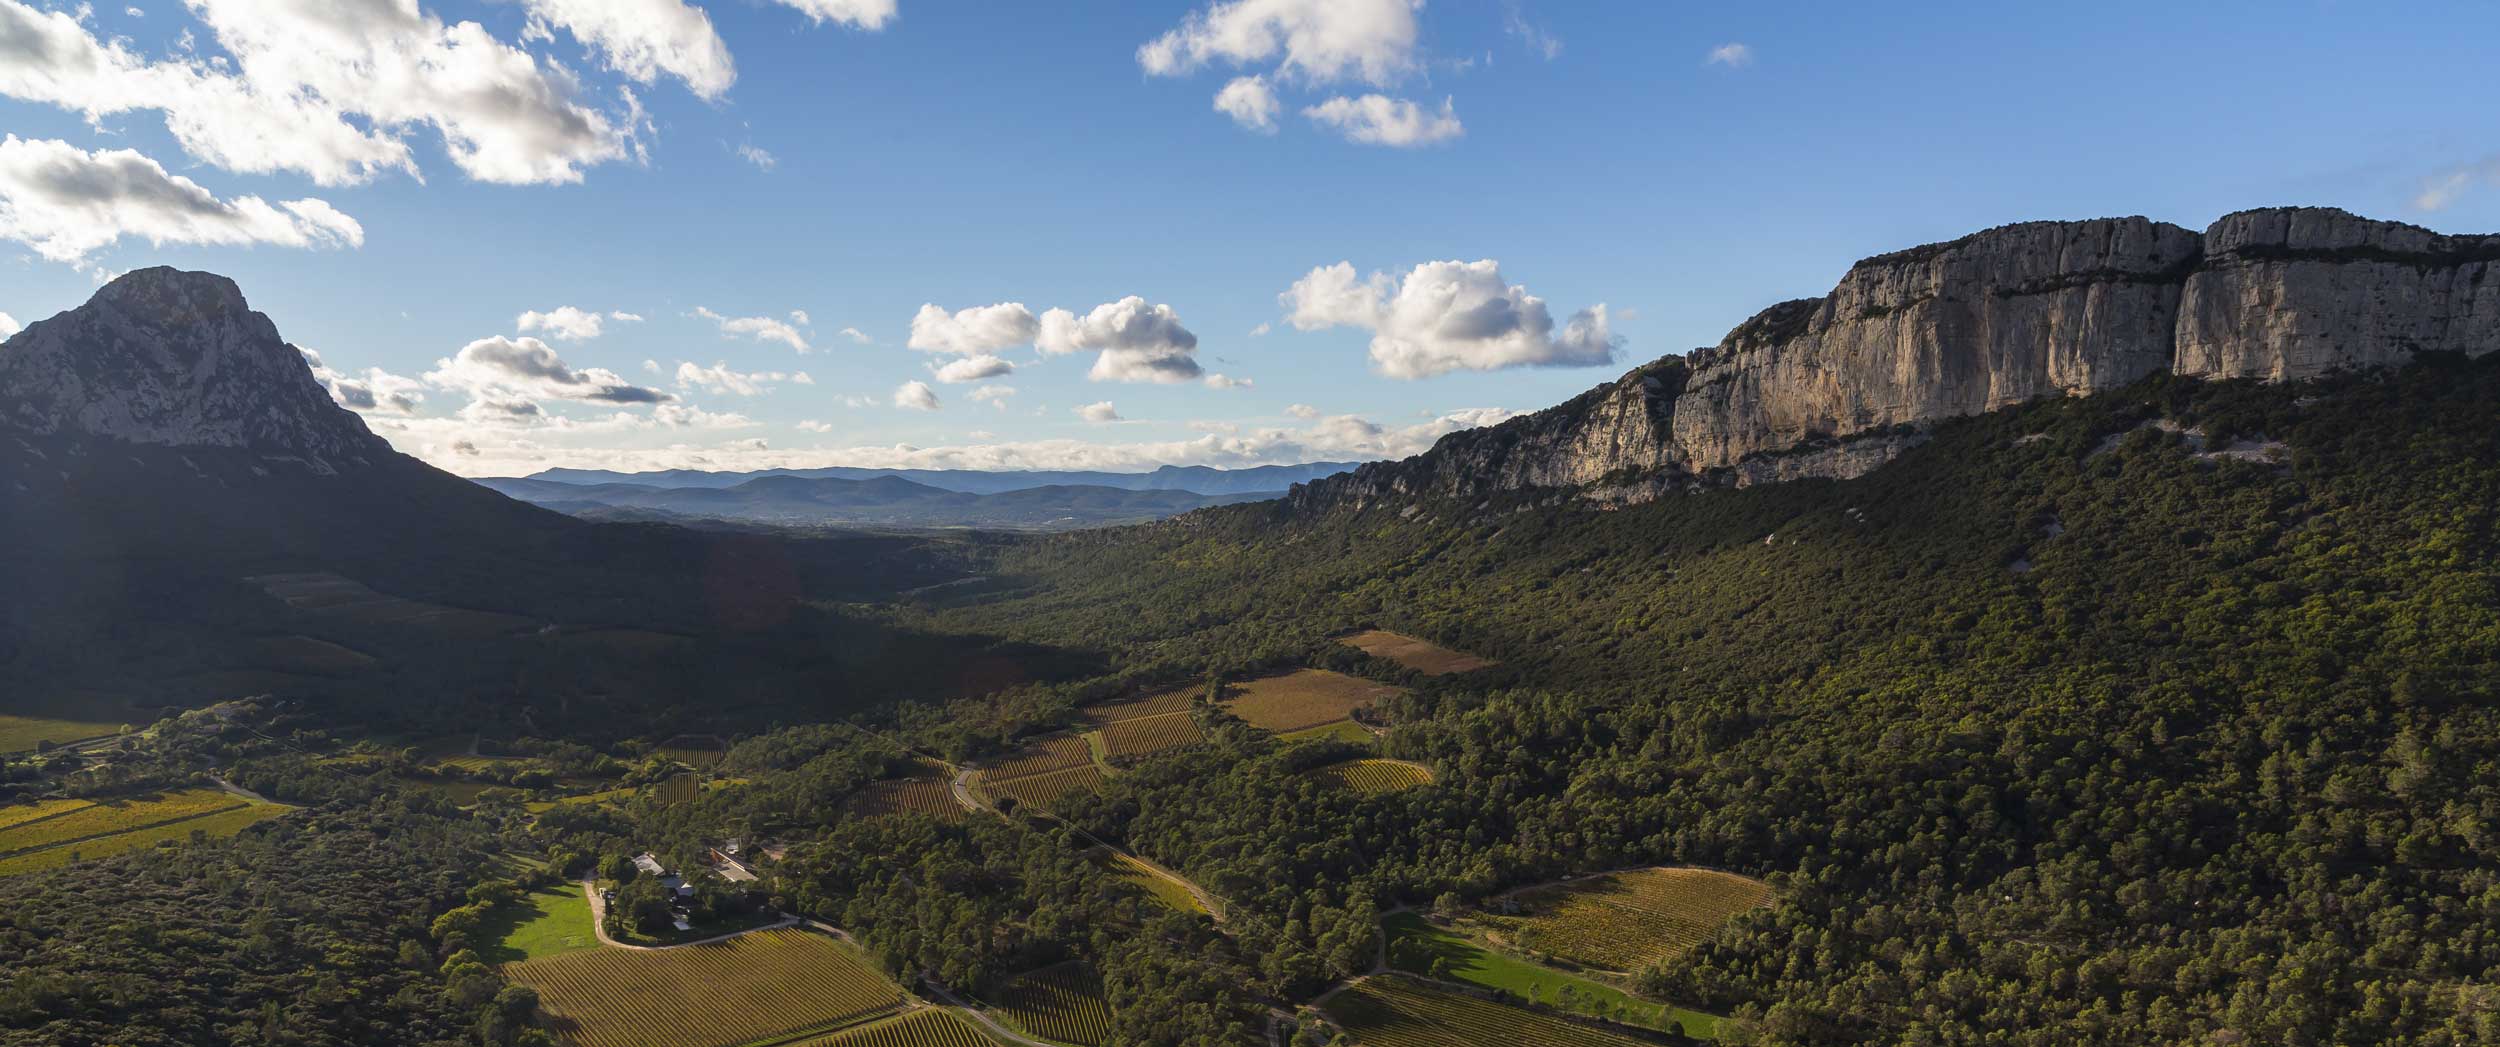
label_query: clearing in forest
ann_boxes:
[0,713,126,753]
[505,927,902,1047]
[477,883,599,962]
[1096,712,1203,761]
[0,787,291,876]
[1304,758,1433,794]
[1483,867,1773,973]
[1321,974,1667,1047]
[990,961,1112,1046]
[1339,630,1496,675]
[846,778,967,821]
[1091,850,1211,916]
[1381,912,1721,1037]
[777,1008,998,1046]
[1222,669,1400,734]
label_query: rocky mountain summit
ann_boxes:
[0,267,393,472]
[1295,206,2500,509]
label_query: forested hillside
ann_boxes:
[909,357,2500,1045]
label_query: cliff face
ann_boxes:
[1296,207,2498,510]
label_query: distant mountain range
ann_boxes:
[474,473,1291,530]
[513,461,1362,495]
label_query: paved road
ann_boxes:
[949,768,987,814]
[577,880,798,951]
[917,980,1061,1047]
[209,777,277,805]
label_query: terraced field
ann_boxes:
[1094,851,1210,915]
[1079,688,1196,726]
[782,1008,999,1046]
[1096,713,1203,761]
[0,713,125,753]
[847,778,967,821]
[1322,975,1659,1047]
[506,927,901,1047]
[1485,868,1773,972]
[1305,759,1433,793]
[991,962,1111,1046]
[1339,630,1496,675]
[0,791,291,876]
[1223,670,1400,734]
[982,764,1106,813]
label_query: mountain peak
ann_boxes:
[0,267,391,467]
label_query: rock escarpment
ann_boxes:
[1293,207,2499,511]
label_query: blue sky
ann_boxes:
[3,0,2497,476]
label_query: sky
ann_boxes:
[3,0,2498,477]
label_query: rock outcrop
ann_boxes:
[1293,207,2499,511]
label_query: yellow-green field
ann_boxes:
[1094,850,1210,916]
[991,962,1111,1046]
[1484,867,1774,972]
[0,789,291,876]
[478,884,600,962]
[0,713,127,753]
[525,786,639,814]
[1322,974,1662,1047]
[1304,758,1433,794]
[1222,670,1401,734]
[1339,630,1496,675]
[781,1008,999,1046]
[506,927,902,1047]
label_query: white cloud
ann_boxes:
[611,310,645,323]
[771,0,897,29]
[0,0,639,188]
[303,348,425,414]
[1282,258,1619,379]
[908,301,1039,354]
[0,135,362,264]
[674,360,807,396]
[0,311,19,339]
[1301,94,1461,147]
[893,380,939,411]
[932,353,1015,383]
[1214,75,1279,132]
[2414,156,2500,212]
[1076,400,1123,423]
[1504,7,1562,60]
[1139,0,1421,86]
[837,326,872,344]
[518,0,736,99]
[796,419,835,433]
[1250,321,1272,336]
[1285,403,1319,419]
[427,334,675,406]
[515,305,611,340]
[968,384,1016,409]
[695,306,812,352]
[1203,373,1251,389]
[735,143,775,170]
[1037,296,1205,383]
[1706,42,1753,68]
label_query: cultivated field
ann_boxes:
[1279,721,1377,745]
[657,734,729,768]
[1486,868,1773,972]
[1381,913,1719,1035]
[0,713,125,753]
[847,778,967,821]
[506,927,902,1047]
[1096,713,1203,761]
[0,797,93,831]
[1079,688,1195,726]
[247,572,535,637]
[1222,670,1401,734]
[991,962,1111,1046]
[783,1008,999,1046]
[1322,975,1661,1047]
[982,764,1106,812]
[251,634,376,675]
[980,736,1095,780]
[1095,851,1209,915]
[0,791,290,876]
[1305,759,1433,794]
[525,787,638,814]
[1339,630,1496,675]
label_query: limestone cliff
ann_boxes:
[1293,207,2497,510]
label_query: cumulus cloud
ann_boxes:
[695,306,812,352]
[908,301,1040,355]
[796,419,835,433]
[735,143,775,170]
[836,326,872,344]
[1202,373,1252,389]
[1214,75,1279,132]
[0,135,362,264]
[0,312,19,339]
[1301,94,1461,147]
[1139,0,1421,85]
[933,353,1015,383]
[2414,156,2500,212]
[514,305,625,341]
[772,0,897,29]
[1076,401,1123,423]
[1706,42,1753,68]
[0,0,636,188]
[1285,403,1319,419]
[893,380,939,411]
[303,348,425,414]
[1282,258,1619,379]
[1037,296,1205,383]
[968,384,1016,409]
[674,361,809,396]
[427,334,675,406]
[518,0,736,99]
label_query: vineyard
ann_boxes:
[979,736,1094,780]
[0,788,255,853]
[657,734,729,768]
[1079,688,1195,725]
[1485,868,1773,972]
[1096,713,1202,761]
[0,799,291,876]
[982,764,1105,812]
[505,927,902,1047]
[0,797,93,831]
[1223,670,1401,734]
[1305,759,1433,794]
[1321,975,1658,1047]
[846,778,967,821]
[1095,851,1210,915]
[1338,630,1495,675]
[780,1008,998,1046]
[0,713,125,753]
[990,962,1112,1046]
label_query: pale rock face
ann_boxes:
[0,267,391,468]
[2176,207,2500,380]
